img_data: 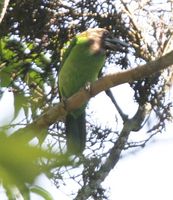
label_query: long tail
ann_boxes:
[65,112,86,155]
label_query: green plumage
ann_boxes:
[59,32,105,102]
[58,28,128,154]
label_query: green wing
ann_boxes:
[60,37,77,67]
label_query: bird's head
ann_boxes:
[103,32,129,52]
[85,28,129,54]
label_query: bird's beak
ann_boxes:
[104,37,129,52]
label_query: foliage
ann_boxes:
[0,131,56,199]
[0,0,173,199]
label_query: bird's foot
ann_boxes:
[84,82,92,95]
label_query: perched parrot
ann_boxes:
[58,28,128,154]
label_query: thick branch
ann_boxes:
[11,50,173,140]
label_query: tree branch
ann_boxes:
[0,0,10,24]
[11,50,173,141]
[105,89,128,120]
[75,104,149,199]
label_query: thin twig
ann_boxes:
[105,89,128,120]
[0,0,10,24]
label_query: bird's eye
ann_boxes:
[103,31,112,39]
[103,31,109,37]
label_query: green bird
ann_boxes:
[58,28,128,154]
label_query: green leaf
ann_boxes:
[30,185,54,200]
[0,132,54,186]
[0,36,51,88]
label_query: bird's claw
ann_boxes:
[84,82,92,95]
